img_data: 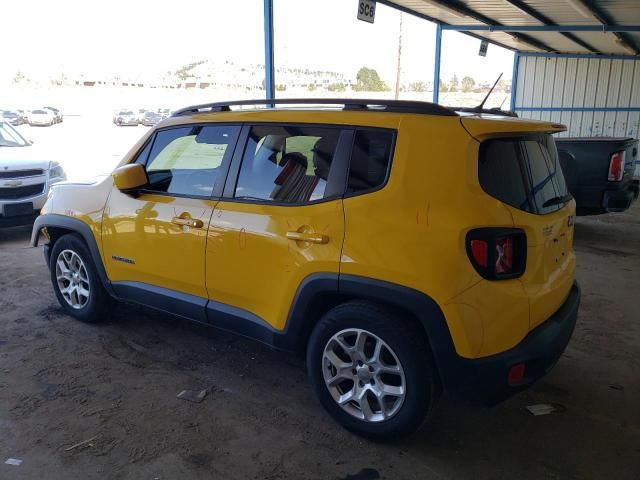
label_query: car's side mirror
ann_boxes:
[112,164,148,193]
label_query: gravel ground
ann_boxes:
[0,203,638,480]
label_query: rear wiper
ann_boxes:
[542,194,573,208]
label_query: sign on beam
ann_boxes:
[479,40,489,57]
[357,0,376,24]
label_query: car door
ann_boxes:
[205,124,351,331]
[102,124,240,320]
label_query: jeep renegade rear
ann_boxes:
[31,99,579,440]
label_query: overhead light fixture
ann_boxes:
[565,0,595,20]
[422,0,465,19]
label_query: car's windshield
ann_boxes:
[0,121,29,147]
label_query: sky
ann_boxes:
[2,0,513,85]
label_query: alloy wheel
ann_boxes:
[322,328,406,422]
[55,249,90,309]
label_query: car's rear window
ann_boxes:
[479,134,569,214]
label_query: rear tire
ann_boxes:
[307,301,435,441]
[49,234,113,322]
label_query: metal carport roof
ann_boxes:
[381,0,640,55]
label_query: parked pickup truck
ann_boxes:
[556,137,639,215]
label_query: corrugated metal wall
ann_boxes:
[514,54,640,140]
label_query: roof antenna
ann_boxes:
[476,72,503,110]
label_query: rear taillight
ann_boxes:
[608,150,626,181]
[495,236,513,274]
[466,228,527,280]
[470,240,488,268]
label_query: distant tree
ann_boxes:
[328,82,346,92]
[461,76,475,92]
[439,78,448,93]
[308,83,317,91]
[449,74,459,92]
[409,81,427,93]
[276,84,287,91]
[354,67,389,92]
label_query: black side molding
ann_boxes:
[112,281,208,324]
[31,214,115,296]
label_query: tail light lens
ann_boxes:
[608,150,626,181]
[495,236,513,274]
[466,228,527,280]
[470,240,488,268]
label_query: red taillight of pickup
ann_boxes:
[466,228,527,280]
[608,150,626,182]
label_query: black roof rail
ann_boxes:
[171,98,459,117]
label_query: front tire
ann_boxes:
[307,301,436,441]
[49,234,113,322]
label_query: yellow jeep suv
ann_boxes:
[31,99,580,440]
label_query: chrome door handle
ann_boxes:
[286,231,329,244]
[172,216,204,228]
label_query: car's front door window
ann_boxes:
[143,125,240,197]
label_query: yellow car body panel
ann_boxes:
[206,199,344,331]
[36,106,577,363]
[101,189,216,299]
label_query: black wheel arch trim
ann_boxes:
[280,273,459,395]
[31,214,115,296]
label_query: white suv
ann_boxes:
[0,120,66,227]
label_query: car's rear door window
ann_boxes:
[346,130,393,194]
[234,125,340,203]
[479,134,570,214]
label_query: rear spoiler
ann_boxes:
[453,107,518,117]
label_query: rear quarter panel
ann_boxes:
[340,115,528,358]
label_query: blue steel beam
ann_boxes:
[520,52,638,60]
[441,24,640,32]
[433,24,442,104]
[263,0,275,104]
[510,51,519,112]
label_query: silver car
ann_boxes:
[0,121,66,226]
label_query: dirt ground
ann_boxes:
[0,204,639,480]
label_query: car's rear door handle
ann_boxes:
[286,231,329,244]
[172,216,204,228]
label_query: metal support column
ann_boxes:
[264,0,275,104]
[432,24,442,104]
[510,51,519,112]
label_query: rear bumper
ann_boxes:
[603,182,638,212]
[574,181,638,214]
[442,282,580,406]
